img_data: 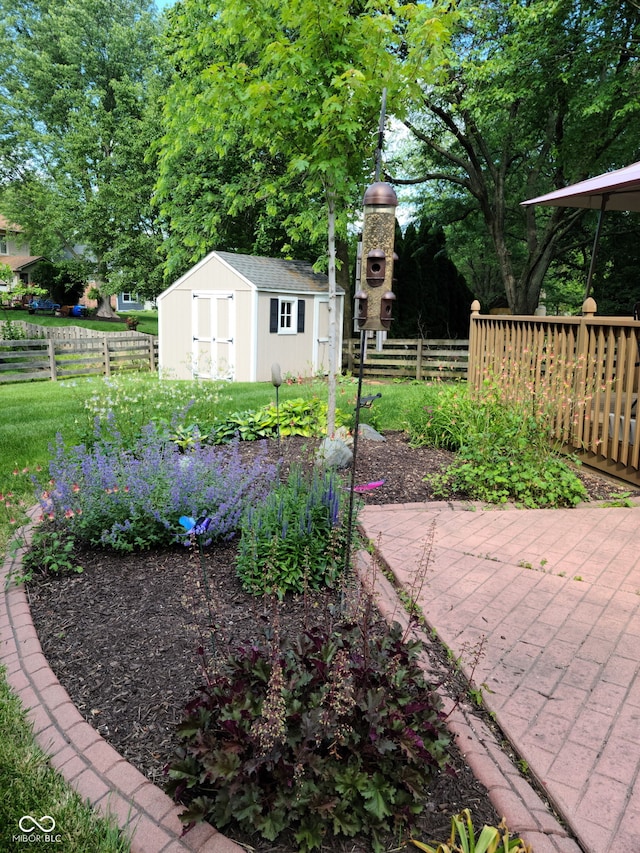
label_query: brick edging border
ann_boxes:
[0,511,242,853]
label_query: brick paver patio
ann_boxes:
[360,501,640,853]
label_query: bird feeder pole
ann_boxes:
[343,89,398,577]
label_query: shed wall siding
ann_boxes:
[233,289,253,380]
[159,289,193,379]
[182,257,253,294]
[256,293,309,381]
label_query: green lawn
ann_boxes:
[3,309,158,336]
[0,668,131,851]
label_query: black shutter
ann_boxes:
[269,298,278,333]
[297,299,305,333]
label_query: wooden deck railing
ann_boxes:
[468,298,640,486]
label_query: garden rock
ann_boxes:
[334,424,387,445]
[315,436,353,469]
[356,423,386,441]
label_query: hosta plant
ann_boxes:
[166,622,452,852]
[208,397,350,444]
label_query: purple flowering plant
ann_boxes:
[235,464,354,596]
[41,421,277,552]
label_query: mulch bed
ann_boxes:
[26,433,634,851]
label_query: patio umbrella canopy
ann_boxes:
[521,160,640,298]
[521,160,640,212]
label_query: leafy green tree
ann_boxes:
[393,218,474,339]
[31,259,88,307]
[590,221,640,315]
[0,0,165,315]
[158,0,454,429]
[389,0,640,314]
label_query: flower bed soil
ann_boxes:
[26,433,632,851]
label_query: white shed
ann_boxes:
[157,251,344,382]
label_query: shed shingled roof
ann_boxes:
[216,251,344,295]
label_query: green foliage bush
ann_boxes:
[405,382,587,508]
[208,397,350,444]
[9,528,83,585]
[430,441,587,508]
[403,382,481,451]
[235,465,350,596]
[0,317,30,341]
[167,622,451,852]
[77,373,227,448]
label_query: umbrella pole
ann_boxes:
[583,195,608,301]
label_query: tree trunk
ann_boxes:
[96,292,118,319]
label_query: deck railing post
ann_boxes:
[573,297,597,447]
[468,300,481,388]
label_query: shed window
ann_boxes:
[270,297,305,334]
[280,299,294,331]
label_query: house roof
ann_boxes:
[215,251,344,295]
[0,215,22,233]
[6,255,44,271]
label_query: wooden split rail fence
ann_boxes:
[0,334,158,383]
[342,336,469,380]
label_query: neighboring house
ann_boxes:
[80,288,151,313]
[157,250,344,382]
[116,292,147,311]
[0,215,45,298]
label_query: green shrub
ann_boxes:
[167,622,451,852]
[208,397,350,444]
[12,528,83,584]
[430,444,587,507]
[407,381,588,508]
[235,465,350,596]
[78,373,227,448]
[0,317,30,341]
[403,382,481,450]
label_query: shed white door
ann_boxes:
[192,292,235,380]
